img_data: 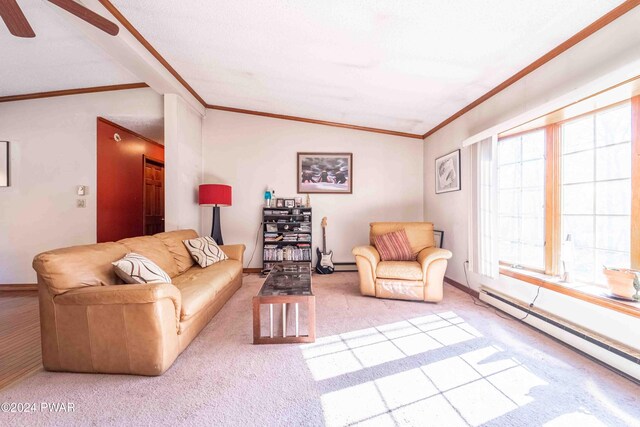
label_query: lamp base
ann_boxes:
[211,206,223,245]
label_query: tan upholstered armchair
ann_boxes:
[352,222,452,302]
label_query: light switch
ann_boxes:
[76,199,86,208]
[77,185,88,196]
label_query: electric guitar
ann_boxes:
[315,217,334,274]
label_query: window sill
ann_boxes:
[499,267,640,319]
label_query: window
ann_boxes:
[497,98,639,287]
[497,130,546,271]
[560,104,632,285]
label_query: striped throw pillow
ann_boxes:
[112,253,172,284]
[183,236,228,268]
[373,230,415,261]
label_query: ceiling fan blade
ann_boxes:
[47,0,119,36]
[0,0,35,37]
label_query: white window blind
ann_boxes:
[469,136,498,278]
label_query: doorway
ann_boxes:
[97,117,165,242]
[143,156,165,235]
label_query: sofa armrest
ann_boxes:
[353,245,381,269]
[220,244,246,264]
[55,283,181,328]
[44,283,182,375]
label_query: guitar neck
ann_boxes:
[322,228,327,253]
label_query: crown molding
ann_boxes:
[422,0,640,139]
[207,105,424,139]
[0,83,148,104]
[97,0,207,108]
[96,1,421,139]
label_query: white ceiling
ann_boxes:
[0,0,138,96]
[2,1,628,135]
[109,0,626,134]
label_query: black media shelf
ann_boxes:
[262,206,312,275]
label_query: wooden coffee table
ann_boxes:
[252,263,316,344]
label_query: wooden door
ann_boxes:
[143,157,164,235]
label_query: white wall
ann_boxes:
[0,88,164,284]
[164,94,204,233]
[203,110,424,268]
[423,8,640,349]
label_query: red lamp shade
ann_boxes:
[199,184,232,207]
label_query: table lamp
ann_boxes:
[199,184,232,245]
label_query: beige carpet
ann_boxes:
[1,273,638,426]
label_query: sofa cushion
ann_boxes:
[183,236,228,268]
[172,259,242,320]
[154,229,198,274]
[118,236,179,278]
[33,242,129,295]
[376,261,423,281]
[112,253,172,284]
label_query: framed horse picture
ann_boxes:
[297,152,352,194]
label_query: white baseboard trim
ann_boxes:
[480,288,640,383]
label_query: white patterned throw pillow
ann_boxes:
[183,236,228,268]
[112,253,172,284]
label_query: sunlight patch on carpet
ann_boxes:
[543,412,609,427]
[303,312,553,426]
[300,312,477,381]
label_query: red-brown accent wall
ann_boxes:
[97,118,164,243]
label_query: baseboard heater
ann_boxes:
[479,287,640,383]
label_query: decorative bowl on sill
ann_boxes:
[602,267,640,301]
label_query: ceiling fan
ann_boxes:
[0,0,119,38]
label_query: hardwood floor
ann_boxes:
[0,291,42,391]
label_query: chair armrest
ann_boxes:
[220,244,246,263]
[55,283,181,328]
[417,247,452,277]
[352,245,380,297]
[352,245,381,269]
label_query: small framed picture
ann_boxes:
[276,199,284,208]
[284,199,295,208]
[266,224,278,233]
[433,230,444,248]
[294,196,303,207]
[435,149,461,194]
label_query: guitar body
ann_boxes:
[315,247,334,274]
[316,217,334,274]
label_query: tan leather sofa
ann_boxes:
[32,229,245,376]
[352,222,452,302]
